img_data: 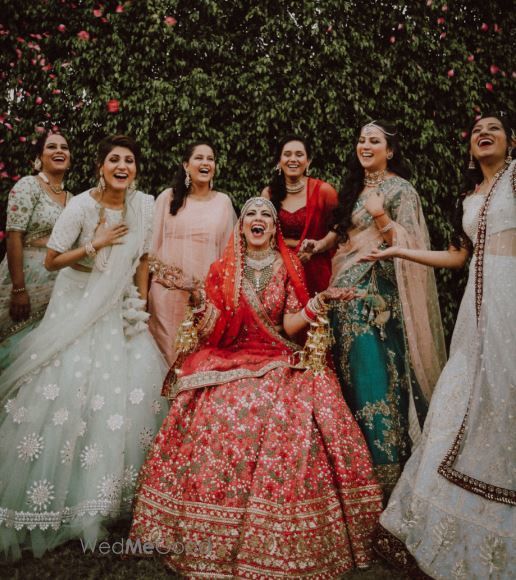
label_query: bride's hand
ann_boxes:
[360,246,400,262]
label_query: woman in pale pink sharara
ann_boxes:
[148,141,236,365]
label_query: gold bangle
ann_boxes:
[11,286,26,294]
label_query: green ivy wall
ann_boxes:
[1,0,514,339]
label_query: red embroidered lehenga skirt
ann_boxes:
[131,366,382,577]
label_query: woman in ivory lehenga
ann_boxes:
[302,121,446,494]
[148,141,236,365]
[0,135,167,559]
[0,131,73,370]
[129,197,384,578]
[366,113,515,579]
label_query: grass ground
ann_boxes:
[0,521,408,580]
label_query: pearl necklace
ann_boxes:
[364,169,386,187]
[38,172,65,195]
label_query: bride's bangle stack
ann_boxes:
[301,293,326,323]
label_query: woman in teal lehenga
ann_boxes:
[302,120,446,494]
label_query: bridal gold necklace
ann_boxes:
[244,248,276,292]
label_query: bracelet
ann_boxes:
[191,289,207,314]
[371,212,386,219]
[378,221,394,234]
[85,241,97,257]
[301,305,317,323]
[11,286,26,294]
[306,294,326,317]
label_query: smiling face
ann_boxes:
[279,140,310,180]
[470,117,508,164]
[183,144,216,187]
[242,201,276,250]
[39,134,70,175]
[100,146,137,193]
[356,127,391,172]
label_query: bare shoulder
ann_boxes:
[261,186,271,199]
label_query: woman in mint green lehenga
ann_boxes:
[0,132,73,371]
[0,135,167,560]
[301,121,446,494]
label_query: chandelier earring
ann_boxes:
[275,163,282,175]
[34,157,42,172]
[184,170,191,189]
[387,152,393,160]
[305,165,311,177]
[209,178,214,190]
[506,147,513,164]
[270,235,277,250]
[98,171,106,192]
[127,180,136,195]
[468,154,476,170]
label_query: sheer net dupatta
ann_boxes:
[0,191,147,406]
[438,160,516,505]
[391,187,447,404]
[331,179,446,405]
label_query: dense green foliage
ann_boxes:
[1,0,514,338]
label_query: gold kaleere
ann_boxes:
[174,305,199,368]
[304,310,334,375]
[162,305,199,399]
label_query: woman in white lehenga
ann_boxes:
[0,135,168,560]
[365,113,515,579]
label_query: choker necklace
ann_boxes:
[285,178,305,194]
[364,169,386,187]
[38,172,65,195]
[244,249,276,292]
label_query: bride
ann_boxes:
[129,197,384,578]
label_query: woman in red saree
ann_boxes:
[130,198,383,578]
[262,135,338,295]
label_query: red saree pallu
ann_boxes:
[129,215,383,578]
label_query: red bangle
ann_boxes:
[303,304,317,321]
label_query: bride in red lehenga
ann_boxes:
[130,197,383,578]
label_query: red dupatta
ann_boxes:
[206,206,309,347]
[292,178,338,295]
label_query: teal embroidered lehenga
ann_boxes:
[330,176,446,494]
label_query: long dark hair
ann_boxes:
[267,134,312,212]
[332,120,411,241]
[450,111,513,249]
[170,140,216,216]
[96,134,141,177]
